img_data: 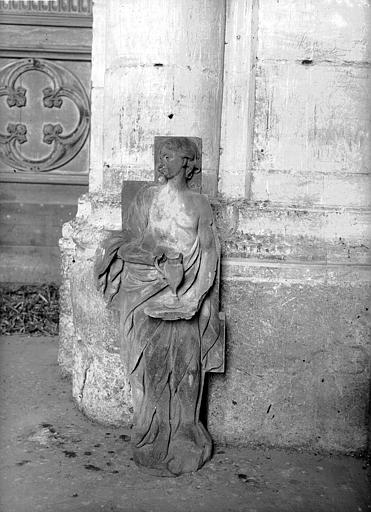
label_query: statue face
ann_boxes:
[158,146,185,180]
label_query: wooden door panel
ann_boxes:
[0,23,92,51]
[0,57,91,180]
[0,1,92,283]
[1,222,65,247]
[0,181,87,204]
[0,181,86,283]
[0,245,61,284]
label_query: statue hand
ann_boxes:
[154,253,167,278]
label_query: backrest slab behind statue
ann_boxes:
[95,136,224,476]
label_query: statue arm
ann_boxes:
[117,239,160,266]
[193,196,219,310]
[117,185,164,266]
[118,231,167,267]
[95,186,156,304]
[95,231,126,305]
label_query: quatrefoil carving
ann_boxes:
[6,123,27,144]
[7,86,27,107]
[0,58,90,172]
[43,87,64,109]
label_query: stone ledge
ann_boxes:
[68,192,370,265]
[222,258,371,285]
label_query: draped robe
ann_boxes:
[95,184,224,475]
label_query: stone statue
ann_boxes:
[95,136,224,476]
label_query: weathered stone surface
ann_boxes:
[61,213,370,453]
[212,201,370,264]
[65,196,370,267]
[218,0,258,198]
[252,0,371,209]
[60,203,371,451]
[258,0,370,64]
[58,233,77,375]
[254,62,370,181]
[208,260,370,454]
[89,0,226,196]
[72,340,131,426]
[59,218,132,424]
[59,0,371,457]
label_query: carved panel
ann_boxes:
[0,57,90,172]
[0,0,92,15]
[0,1,92,27]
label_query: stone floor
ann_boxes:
[0,335,370,512]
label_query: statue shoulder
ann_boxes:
[135,182,159,201]
[187,190,213,218]
[129,182,159,212]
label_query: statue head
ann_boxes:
[158,137,201,181]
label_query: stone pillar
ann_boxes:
[60,0,370,454]
[59,0,226,424]
[91,0,225,196]
[210,0,370,453]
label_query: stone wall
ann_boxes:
[59,0,370,454]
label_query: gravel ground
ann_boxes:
[0,335,370,512]
[0,285,58,335]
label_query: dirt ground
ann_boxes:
[0,336,370,512]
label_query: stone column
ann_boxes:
[60,0,370,454]
[211,0,370,453]
[59,0,226,425]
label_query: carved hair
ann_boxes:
[160,137,201,180]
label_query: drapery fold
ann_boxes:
[95,184,223,474]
